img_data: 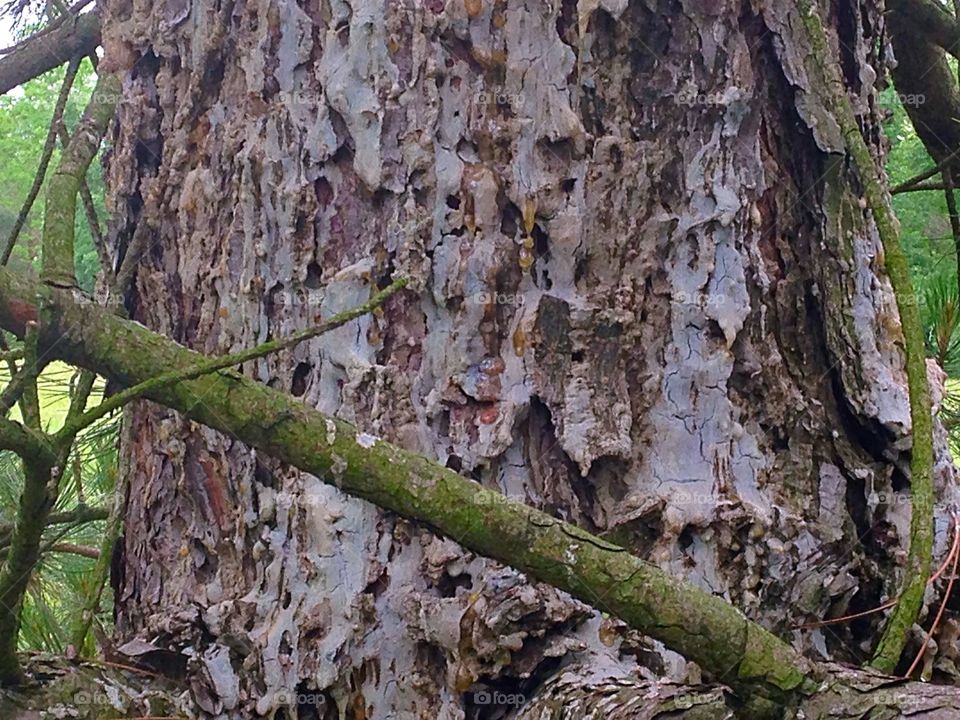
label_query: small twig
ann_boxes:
[70,458,122,651]
[0,322,43,426]
[55,278,409,441]
[944,169,960,289]
[797,523,960,630]
[47,542,98,559]
[0,334,21,385]
[113,222,150,296]
[905,516,960,678]
[891,181,950,194]
[81,658,163,679]
[890,147,960,195]
[0,505,107,544]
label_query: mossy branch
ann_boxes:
[794,0,935,674]
[41,71,119,288]
[0,268,819,710]
[0,55,81,266]
[0,454,60,686]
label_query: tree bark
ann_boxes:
[0,273,958,717]
[82,0,960,717]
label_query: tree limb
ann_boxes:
[41,70,118,288]
[0,456,58,684]
[0,54,81,266]
[795,0,935,674]
[0,505,108,544]
[0,266,815,711]
[54,277,408,441]
[895,0,960,59]
[0,416,54,461]
[0,11,99,96]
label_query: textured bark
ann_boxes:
[94,0,958,717]
[4,256,960,719]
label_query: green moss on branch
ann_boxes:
[794,0,935,674]
[0,267,817,708]
[41,72,119,288]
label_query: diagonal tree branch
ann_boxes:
[0,266,816,712]
[0,54,81,266]
[0,505,108,545]
[895,0,960,59]
[0,11,99,95]
[54,278,408,442]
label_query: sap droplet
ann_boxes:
[478,404,499,424]
[512,326,527,356]
[518,247,534,270]
[522,197,537,234]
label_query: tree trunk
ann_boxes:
[99,0,955,717]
